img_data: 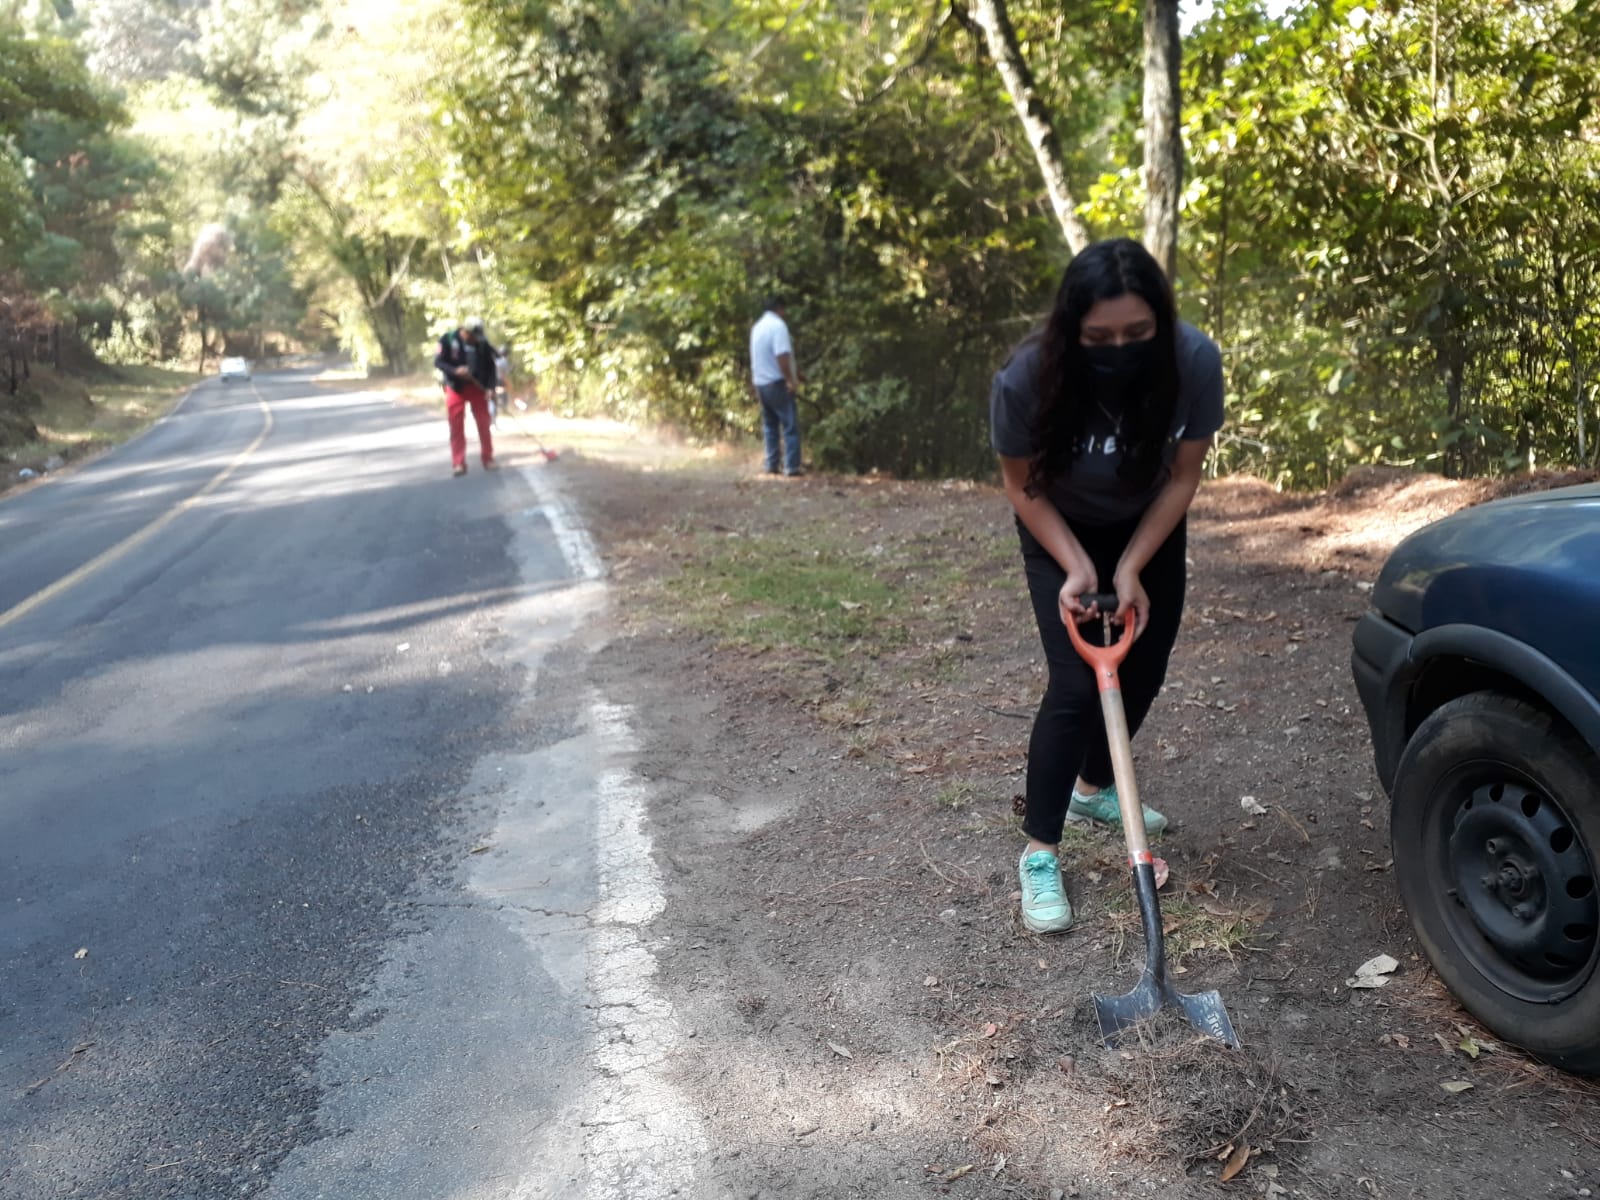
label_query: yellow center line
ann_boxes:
[0,381,275,632]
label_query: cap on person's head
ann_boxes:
[464,316,485,332]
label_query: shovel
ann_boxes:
[1065,593,1240,1050]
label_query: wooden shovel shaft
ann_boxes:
[1098,685,1153,865]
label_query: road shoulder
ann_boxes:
[559,443,1600,1198]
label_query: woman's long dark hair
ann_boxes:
[1024,238,1180,498]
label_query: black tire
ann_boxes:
[1392,692,1600,1073]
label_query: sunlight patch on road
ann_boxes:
[260,390,397,413]
[0,383,273,632]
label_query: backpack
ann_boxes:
[437,329,498,390]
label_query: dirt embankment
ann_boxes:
[522,416,1598,1199]
[2,364,200,493]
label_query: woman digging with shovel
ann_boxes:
[990,237,1224,938]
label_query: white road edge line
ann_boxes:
[524,468,603,583]
[519,462,706,1196]
[583,700,707,1196]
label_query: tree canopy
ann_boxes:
[5,0,1599,482]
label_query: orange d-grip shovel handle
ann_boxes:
[1063,603,1137,693]
[1063,595,1156,873]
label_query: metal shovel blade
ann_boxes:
[1093,974,1240,1049]
[1072,654,1241,1051]
[1093,861,1241,1050]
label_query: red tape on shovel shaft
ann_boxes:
[1132,852,1170,890]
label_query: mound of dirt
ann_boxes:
[1195,463,1598,579]
[1331,462,1597,515]
[1094,1012,1308,1180]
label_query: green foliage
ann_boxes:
[290,1,470,367]
[662,520,898,656]
[0,16,124,275]
[1,14,153,380]
[78,0,204,84]
[1183,0,1600,483]
[17,109,162,293]
[15,0,1600,483]
[193,0,321,119]
[432,0,1073,476]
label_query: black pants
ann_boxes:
[1018,514,1187,845]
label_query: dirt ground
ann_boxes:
[513,411,1600,1199]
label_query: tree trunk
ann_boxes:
[380,238,413,374]
[968,0,1090,255]
[1443,338,1465,477]
[358,277,411,375]
[1575,355,1586,467]
[376,293,411,374]
[1142,0,1182,280]
[1212,166,1229,344]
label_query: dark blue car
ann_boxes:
[1352,482,1600,1072]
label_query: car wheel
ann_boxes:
[1392,692,1600,1073]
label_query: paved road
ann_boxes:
[0,372,682,1198]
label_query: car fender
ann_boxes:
[1409,623,1600,763]
[1352,612,1414,790]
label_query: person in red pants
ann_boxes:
[434,316,499,476]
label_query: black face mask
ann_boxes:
[1082,337,1157,397]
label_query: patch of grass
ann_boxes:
[662,522,903,658]
[845,727,889,760]
[934,781,980,810]
[1053,821,1101,857]
[966,805,1026,838]
[928,643,970,681]
[1104,889,1271,966]
[965,803,1106,852]
[816,695,876,728]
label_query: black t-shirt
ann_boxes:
[988,321,1225,524]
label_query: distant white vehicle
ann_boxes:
[219,357,252,382]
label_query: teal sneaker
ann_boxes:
[1066,784,1168,836]
[1018,850,1074,933]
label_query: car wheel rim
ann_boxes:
[1431,768,1599,1003]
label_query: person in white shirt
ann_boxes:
[748,297,803,476]
[490,346,511,428]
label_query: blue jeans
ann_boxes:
[757,381,802,474]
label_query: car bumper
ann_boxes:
[1352,610,1416,795]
